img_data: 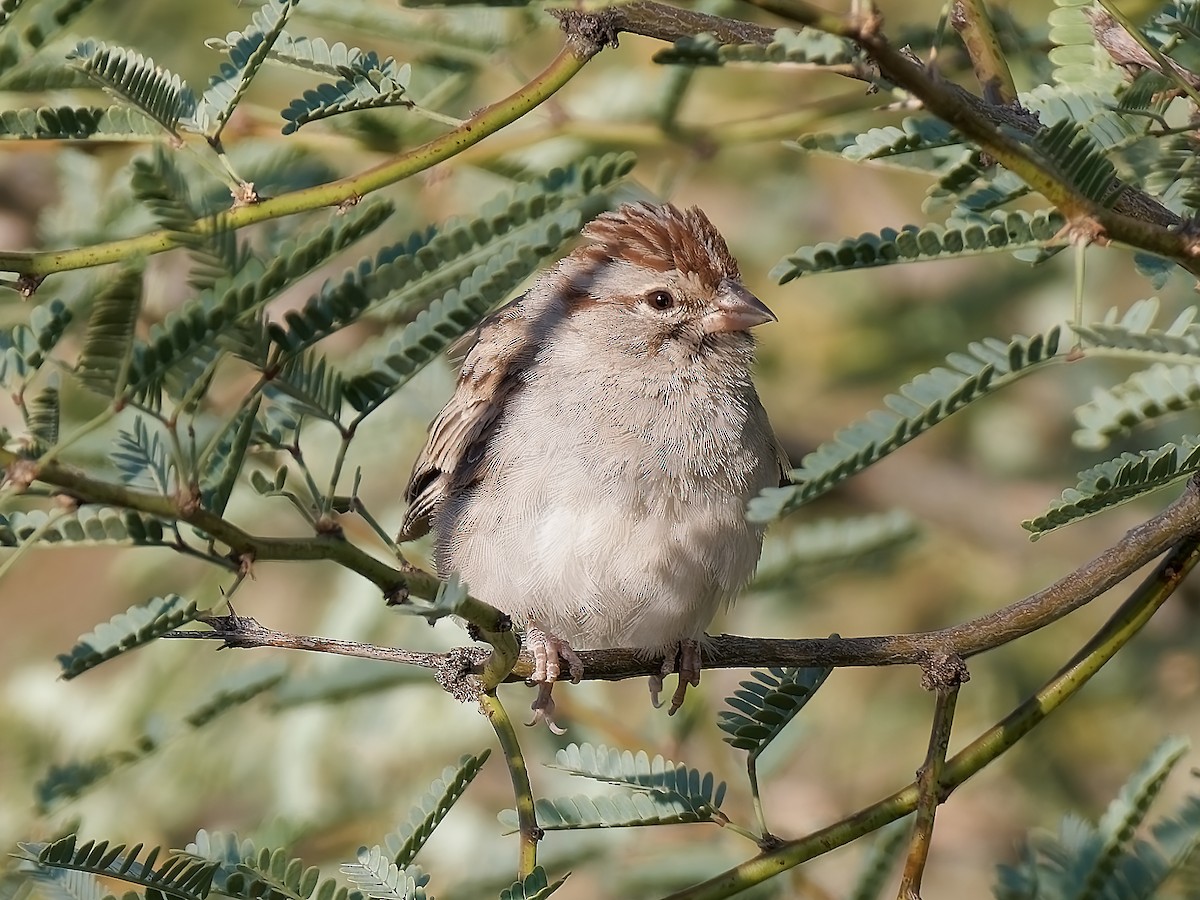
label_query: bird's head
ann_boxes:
[555,203,776,365]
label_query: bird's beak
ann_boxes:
[700,282,777,335]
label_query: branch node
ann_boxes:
[197,614,267,649]
[551,7,621,53]
[383,584,410,605]
[175,484,201,517]
[921,653,969,692]
[1060,216,1109,247]
[314,514,344,537]
[17,274,43,298]
[437,646,488,704]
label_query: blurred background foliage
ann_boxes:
[2,0,1200,897]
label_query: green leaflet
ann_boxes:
[0,507,167,547]
[74,267,143,399]
[504,791,720,831]
[67,40,196,135]
[187,832,368,900]
[339,849,428,900]
[718,666,832,755]
[750,327,1064,521]
[112,417,175,492]
[1068,299,1200,445]
[131,148,247,290]
[0,0,100,85]
[199,400,261,516]
[0,105,159,139]
[269,151,636,358]
[498,868,567,900]
[1023,438,1200,537]
[194,0,297,139]
[0,0,25,28]
[1032,118,1123,206]
[1073,363,1200,450]
[771,209,1065,283]
[0,298,73,387]
[994,737,1197,899]
[1047,0,1125,92]
[280,66,412,135]
[56,593,200,680]
[18,836,218,900]
[208,30,403,80]
[503,742,726,831]
[386,751,491,867]
[123,198,393,406]
[24,378,59,452]
[337,154,637,419]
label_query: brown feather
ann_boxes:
[399,203,747,540]
[574,203,739,291]
[398,294,536,539]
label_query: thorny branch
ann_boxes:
[551,0,1200,273]
[161,477,1200,690]
[665,534,1200,899]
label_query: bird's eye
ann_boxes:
[647,290,675,311]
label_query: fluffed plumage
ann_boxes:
[401,202,786,729]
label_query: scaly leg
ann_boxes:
[647,639,702,715]
[524,624,583,734]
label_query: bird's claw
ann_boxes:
[648,640,703,715]
[527,681,568,735]
[524,626,582,732]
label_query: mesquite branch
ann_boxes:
[159,477,1200,686]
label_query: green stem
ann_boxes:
[0,38,600,279]
[663,535,1200,900]
[194,383,266,478]
[351,490,404,557]
[0,445,426,596]
[321,428,354,518]
[715,816,766,845]
[951,0,1019,105]
[747,755,771,841]
[32,405,116,471]
[480,690,540,879]
[289,443,326,512]
[1074,240,1086,339]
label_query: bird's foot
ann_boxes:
[648,639,702,715]
[524,626,583,734]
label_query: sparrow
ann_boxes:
[400,202,786,731]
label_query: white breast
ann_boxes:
[434,333,776,652]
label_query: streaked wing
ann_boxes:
[399,295,535,540]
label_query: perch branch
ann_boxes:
[733,0,1200,268]
[544,0,1200,274]
[161,475,1200,683]
[663,533,1200,900]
